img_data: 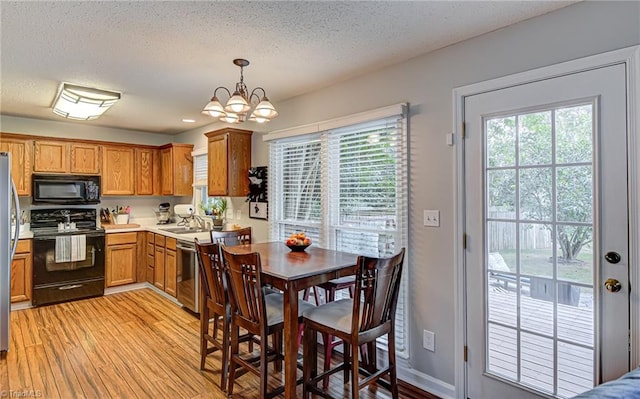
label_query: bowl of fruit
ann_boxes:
[285,232,311,252]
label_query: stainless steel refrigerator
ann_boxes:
[1,152,21,352]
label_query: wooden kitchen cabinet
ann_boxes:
[70,143,100,174]
[165,238,177,297]
[135,147,160,195]
[154,234,166,290]
[33,140,68,173]
[0,136,32,196]
[205,128,252,197]
[102,146,135,195]
[151,233,177,297]
[145,232,155,283]
[159,143,194,196]
[33,140,100,174]
[105,233,137,287]
[10,239,32,303]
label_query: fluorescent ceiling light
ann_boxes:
[52,83,121,120]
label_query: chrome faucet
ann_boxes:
[61,210,71,229]
[192,214,207,229]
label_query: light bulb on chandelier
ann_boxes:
[202,59,278,124]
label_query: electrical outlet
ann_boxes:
[423,210,440,227]
[236,210,241,219]
[423,330,435,352]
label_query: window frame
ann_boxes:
[267,104,409,358]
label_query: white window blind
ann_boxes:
[269,105,409,357]
[193,153,208,186]
[193,152,208,213]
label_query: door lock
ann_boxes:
[604,252,621,264]
[604,278,622,293]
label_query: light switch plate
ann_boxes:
[423,210,440,227]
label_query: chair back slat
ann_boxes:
[210,227,252,246]
[222,250,265,333]
[195,239,226,308]
[354,248,405,333]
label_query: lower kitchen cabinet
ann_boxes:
[11,239,32,303]
[105,233,137,287]
[146,232,155,284]
[165,238,177,297]
[151,233,177,297]
[154,240,165,290]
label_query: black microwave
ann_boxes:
[32,174,101,205]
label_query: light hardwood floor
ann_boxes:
[1,288,430,398]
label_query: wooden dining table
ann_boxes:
[223,241,358,399]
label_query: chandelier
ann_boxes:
[202,59,279,124]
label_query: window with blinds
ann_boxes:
[268,106,409,357]
[193,152,208,212]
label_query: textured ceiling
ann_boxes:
[0,1,576,135]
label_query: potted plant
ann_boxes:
[200,197,228,227]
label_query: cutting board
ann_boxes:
[102,223,141,230]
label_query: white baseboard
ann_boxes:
[104,282,148,295]
[397,355,456,399]
[105,282,184,307]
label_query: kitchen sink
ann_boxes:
[160,227,209,234]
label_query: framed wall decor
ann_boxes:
[249,201,268,220]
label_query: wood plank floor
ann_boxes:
[1,288,425,398]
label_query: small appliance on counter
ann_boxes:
[174,204,195,226]
[153,202,172,224]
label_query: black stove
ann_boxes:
[31,208,103,237]
[31,207,105,307]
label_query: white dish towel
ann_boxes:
[55,235,87,263]
[55,236,71,263]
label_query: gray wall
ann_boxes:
[179,1,639,386]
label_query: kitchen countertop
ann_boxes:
[103,222,215,242]
[16,221,235,242]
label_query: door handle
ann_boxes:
[604,278,622,293]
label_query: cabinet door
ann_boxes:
[106,243,137,287]
[34,141,68,172]
[10,252,32,303]
[172,146,193,196]
[154,246,165,290]
[207,134,228,196]
[102,146,135,195]
[70,143,100,174]
[165,249,177,297]
[135,147,156,195]
[160,147,173,195]
[0,137,32,196]
[227,132,252,196]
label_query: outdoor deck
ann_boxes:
[487,279,594,398]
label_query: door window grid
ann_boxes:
[484,103,595,397]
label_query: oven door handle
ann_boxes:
[34,232,106,240]
[176,244,196,253]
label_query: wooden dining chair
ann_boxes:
[222,247,315,399]
[302,275,360,388]
[302,248,406,399]
[210,226,252,246]
[194,238,254,391]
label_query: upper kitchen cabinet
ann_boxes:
[34,140,100,174]
[102,146,135,195]
[70,143,100,174]
[135,147,160,195]
[33,141,68,173]
[0,136,32,195]
[205,128,252,197]
[159,143,193,196]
